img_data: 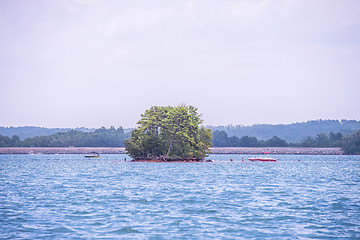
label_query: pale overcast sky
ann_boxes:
[1,0,360,128]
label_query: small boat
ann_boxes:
[85,152,100,158]
[248,157,276,162]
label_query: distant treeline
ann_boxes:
[1,126,360,154]
[208,119,360,143]
[212,130,360,154]
[0,127,129,147]
[0,126,95,140]
[2,120,360,142]
[212,130,343,148]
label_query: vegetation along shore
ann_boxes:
[0,147,343,155]
[1,112,359,156]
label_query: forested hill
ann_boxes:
[1,120,360,143]
[0,126,132,140]
[0,127,130,147]
[207,120,360,143]
[0,126,94,140]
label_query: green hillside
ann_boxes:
[208,120,360,143]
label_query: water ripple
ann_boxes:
[1,154,360,239]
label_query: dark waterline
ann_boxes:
[1,154,360,239]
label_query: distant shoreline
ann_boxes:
[0,147,343,155]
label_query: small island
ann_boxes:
[124,105,212,162]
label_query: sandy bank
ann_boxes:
[0,147,343,155]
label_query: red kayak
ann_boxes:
[248,157,276,162]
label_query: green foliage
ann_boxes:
[212,131,288,147]
[212,130,230,147]
[341,130,360,154]
[240,136,261,147]
[124,105,212,159]
[298,136,317,147]
[209,120,360,143]
[266,136,288,147]
[211,130,350,148]
[212,131,262,147]
[0,126,95,140]
[0,127,129,147]
[298,132,344,148]
[0,134,21,147]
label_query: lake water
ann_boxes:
[1,154,360,239]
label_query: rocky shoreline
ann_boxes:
[0,147,343,155]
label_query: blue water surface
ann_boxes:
[1,154,360,239]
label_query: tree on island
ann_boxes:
[124,105,212,161]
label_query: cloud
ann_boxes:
[1,0,360,127]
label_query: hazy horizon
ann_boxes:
[1,118,359,130]
[1,0,360,128]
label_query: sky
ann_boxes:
[1,0,360,128]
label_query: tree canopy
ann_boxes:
[124,105,212,160]
[208,120,360,143]
[342,129,360,154]
[212,130,288,147]
[0,127,129,147]
[211,130,347,148]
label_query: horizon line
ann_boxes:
[1,119,360,129]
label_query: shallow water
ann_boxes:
[1,154,359,239]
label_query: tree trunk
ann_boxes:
[166,130,177,157]
[176,137,179,155]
